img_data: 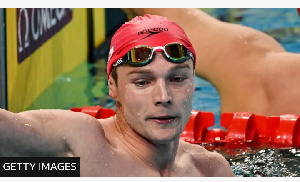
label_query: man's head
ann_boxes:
[107,14,196,144]
[107,14,196,82]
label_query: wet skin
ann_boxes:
[0,52,234,176]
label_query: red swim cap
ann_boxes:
[107,14,196,77]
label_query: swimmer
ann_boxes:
[124,8,300,116]
[0,14,234,177]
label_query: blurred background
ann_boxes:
[1,8,300,176]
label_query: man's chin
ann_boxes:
[148,131,181,145]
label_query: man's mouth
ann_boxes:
[147,116,177,124]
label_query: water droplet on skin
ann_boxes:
[105,163,108,166]
[22,123,32,129]
[22,123,40,138]
[95,159,98,162]
[14,118,18,121]
[62,137,66,140]
[183,148,189,152]
[101,144,105,147]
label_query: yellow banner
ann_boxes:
[93,8,105,48]
[6,8,91,112]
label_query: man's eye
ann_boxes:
[135,80,149,87]
[171,76,186,83]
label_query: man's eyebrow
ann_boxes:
[169,64,192,72]
[127,69,153,76]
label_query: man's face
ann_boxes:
[110,52,195,144]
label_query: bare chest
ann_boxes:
[78,149,201,177]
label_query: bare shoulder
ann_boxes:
[179,141,235,177]
[19,109,103,128]
[19,109,108,143]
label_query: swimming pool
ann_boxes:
[193,8,300,177]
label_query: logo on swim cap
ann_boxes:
[138,27,169,35]
[138,27,169,40]
[108,46,114,62]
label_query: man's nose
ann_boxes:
[153,80,172,106]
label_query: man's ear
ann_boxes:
[108,76,118,101]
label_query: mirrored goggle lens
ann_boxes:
[129,46,153,63]
[165,43,187,61]
[122,43,190,66]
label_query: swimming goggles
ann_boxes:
[113,42,194,67]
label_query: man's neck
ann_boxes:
[113,113,179,176]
